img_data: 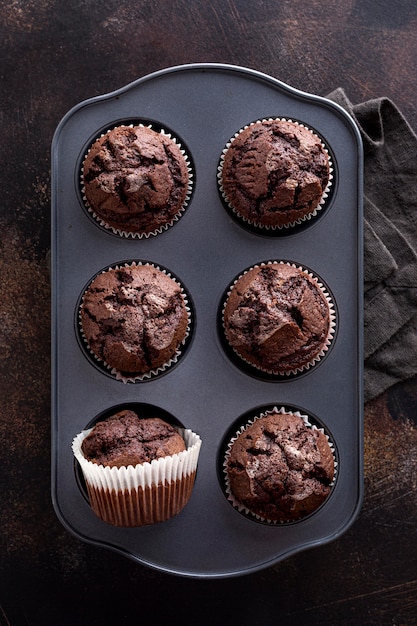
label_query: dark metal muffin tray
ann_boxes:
[51,63,363,578]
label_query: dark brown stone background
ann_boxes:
[1,1,417,624]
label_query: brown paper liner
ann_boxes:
[86,472,197,527]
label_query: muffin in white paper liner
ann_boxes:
[217,117,333,230]
[78,261,193,383]
[222,261,336,377]
[223,406,337,524]
[81,123,193,238]
[73,427,202,527]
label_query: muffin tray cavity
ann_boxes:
[51,63,363,578]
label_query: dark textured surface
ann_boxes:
[1,0,417,624]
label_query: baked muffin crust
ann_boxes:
[83,125,190,234]
[221,119,330,227]
[226,411,334,522]
[80,264,189,376]
[81,410,186,468]
[223,263,331,374]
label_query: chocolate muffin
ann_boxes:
[219,118,330,228]
[225,409,335,522]
[82,124,191,236]
[222,262,334,375]
[72,408,202,527]
[80,263,190,379]
[81,410,186,468]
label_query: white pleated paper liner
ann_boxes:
[223,406,338,525]
[78,261,193,383]
[73,427,202,527]
[80,123,194,238]
[221,261,336,377]
[217,117,334,231]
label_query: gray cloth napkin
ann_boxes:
[327,89,417,403]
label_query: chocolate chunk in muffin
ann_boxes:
[83,125,190,235]
[80,264,189,377]
[223,263,332,374]
[81,409,186,468]
[226,410,335,522]
[220,119,330,228]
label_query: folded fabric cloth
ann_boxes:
[326,89,417,402]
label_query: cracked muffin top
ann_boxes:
[220,119,330,228]
[80,264,189,377]
[226,411,335,522]
[81,409,186,468]
[82,125,190,235]
[223,263,331,374]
